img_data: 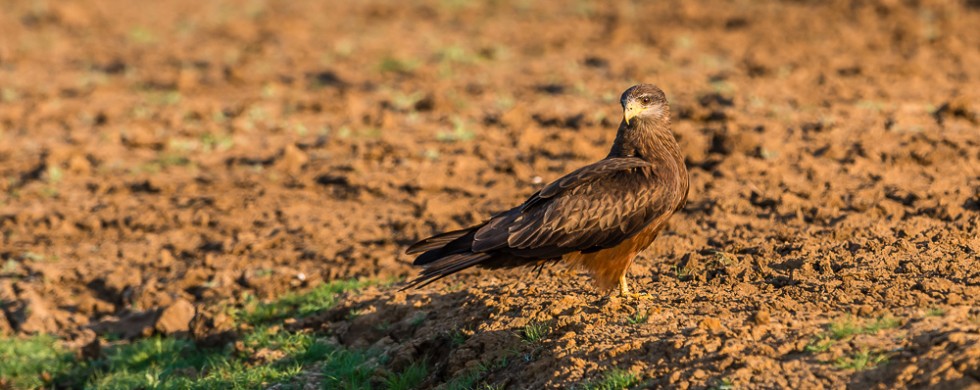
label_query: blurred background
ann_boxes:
[0,0,978,379]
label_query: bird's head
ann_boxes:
[621,84,668,127]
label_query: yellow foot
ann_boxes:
[618,275,653,301]
[621,291,654,301]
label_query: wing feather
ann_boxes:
[521,157,650,211]
[471,157,668,259]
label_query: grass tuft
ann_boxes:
[436,117,476,142]
[834,349,889,371]
[384,361,429,390]
[449,329,468,347]
[627,311,649,325]
[711,377,735,390]
[320,347,375,389]
[825,315,901,341]
[806,315,902,355]
[805,336,835,353]
[521,322,549,343]
[828,318,862,340]
[443,354,513,390]
[863,316,900,334]
[581,369,638,390]
[378,57,419,74]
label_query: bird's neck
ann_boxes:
[608,119,684,168]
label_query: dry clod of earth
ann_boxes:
[154,299,197,335]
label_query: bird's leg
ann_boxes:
[619,274,631,296]
[619,274,652,301]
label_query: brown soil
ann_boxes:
[2,0,979,388]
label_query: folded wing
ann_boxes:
[472,157,667,258]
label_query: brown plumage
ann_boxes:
[403,84,689,295]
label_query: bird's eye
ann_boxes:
[639,96,652,105]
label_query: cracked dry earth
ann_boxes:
[1,0,979,388]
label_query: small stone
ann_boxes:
[67,155,92,173]
[277,144,308,174]
[155,299,196,334]
[753,309,771,325]
[698,317,723,333]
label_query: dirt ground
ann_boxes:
[1,0,979,388]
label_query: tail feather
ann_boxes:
[404,223,530,290]
[401,252,492,290]
[411,229,481,266]
[405,228,474,254]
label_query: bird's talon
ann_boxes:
[621,292,653,301]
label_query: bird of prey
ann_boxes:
[403,84,689,296]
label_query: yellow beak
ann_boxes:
[624,101,641,126]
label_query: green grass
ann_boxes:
[200,132,234,152]
[0,279,406,389]
[378,57,419,74]
[710,377,735,390]
[827,315,900,340]
[408,312,428,328]
[449,329,468,347]
[0,331,324,389]
[320,346,375,389]
[863,316,900,334]
[390,91,426,111]
[443,355,512,390]
[626,311,649,325]
[710,250,736,267]
[46,166,63,183]
[444,369,483,390]
[238,279,372,324]
[133,152,192,174]
[436,117,476,142]
[804,315,900,371]
[804,336,835,353]
[128,26,156,44]
[673,265,692,280]
[0,335,78,389]
[834,349,889,371]
[85,335,317,389]
[805,315,902,354]
[580,369,638,390]
[383,361,429,390]
[521,322,550,343]
[827,318,862,340]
